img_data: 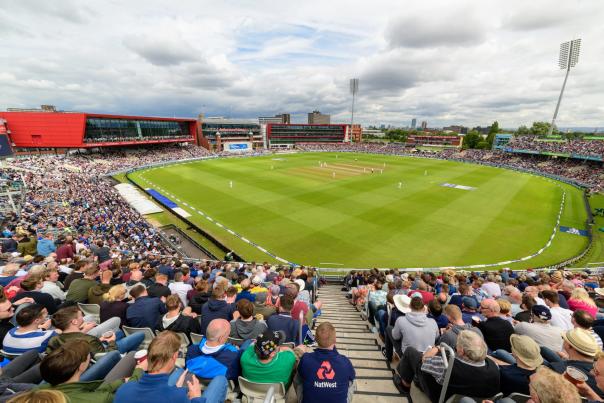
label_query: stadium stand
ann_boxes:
[0,142,604,402]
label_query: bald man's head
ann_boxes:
[206,319,230,343]
[480,298,500,318]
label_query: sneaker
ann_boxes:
[370,326,378,334]
[381,347,388,359]
[392,374,410,395]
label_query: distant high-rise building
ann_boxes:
[411,118,417,129]
[277,113,291,124]
[443,125,468,134]
[421,121,428,130]
[308,110,330,125]
[258,114,290,125]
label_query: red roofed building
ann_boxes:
[0,110,197,152]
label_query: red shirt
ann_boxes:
[291,300,309,322]
[56,243,75,261]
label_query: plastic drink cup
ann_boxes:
[134,349,147,364]
[564,366,588,385]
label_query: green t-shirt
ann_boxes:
[240,345,296,387]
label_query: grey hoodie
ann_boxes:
[229,318,268,340]
[392,312,439,353]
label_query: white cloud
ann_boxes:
[0,0,602,128]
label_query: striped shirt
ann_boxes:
[591,329,604,350]
[2,328,56,355]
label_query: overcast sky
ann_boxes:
[1,0,602,128]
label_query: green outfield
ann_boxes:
[128,152,589,269]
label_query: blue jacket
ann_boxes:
[199,300,235,335]
[235,290,256,303]
[266,314,299,344]
[298,348,355,403]
[37,239,56,257]
[186,338,241,380]
[126,296,167,330]
[115,372,205,403]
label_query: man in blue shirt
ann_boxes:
[266,295,299,344]
[126,284,167,330]
[115,331,227,403]
[36,232,56,257]
[297,322,355,403]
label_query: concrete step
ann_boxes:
[336,337,376,346]
[317,317,365,323]
[355,367,393,377]
[355,379,401,395]
[318,311,360,316]
[349,358,390,369]
[320,315,362,320]
[342,350,385,360]
[336,331,377,339]
[352,394,407,403]
[337,344,380,351]
[321,324,369,331]
[320,313,362,318]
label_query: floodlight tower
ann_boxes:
[548,38,581,136]
[349,78,359,143]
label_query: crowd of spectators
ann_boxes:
[345,268,604,402]
[0,244,357,402]
[507,136,604,159]
[0,140,602,402]
[0,144,360,402]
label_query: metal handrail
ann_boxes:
[438,343,456,403]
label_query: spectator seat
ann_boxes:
[238,376,286,403]
[122,326,156,349]
[78,303,101,323]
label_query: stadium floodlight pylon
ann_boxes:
[349,78,359,143]
[548,38,581,136]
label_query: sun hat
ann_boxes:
[595,288,604,298]
[386,274,394,283]
[252,276,262,285]
[393,294,412,314]
[563,328,599,357]
[510,334,543,370]
[531,305,552,321]
[294,279,306,291]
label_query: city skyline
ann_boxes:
[1,0,602,128]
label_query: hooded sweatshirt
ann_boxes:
[199,299,236,335]
[229,318,267,340]
[392,311,439,353]
[185,337,240,380]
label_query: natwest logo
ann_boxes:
[316,360,335,380]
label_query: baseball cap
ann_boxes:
[462,296,478,310]
[531,305,552,321]
[252,276,262,285]
[255,331,284,359]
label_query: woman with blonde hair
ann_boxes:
[100,284,129,325]
[568,287,598,317]
[7,390,67,403]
